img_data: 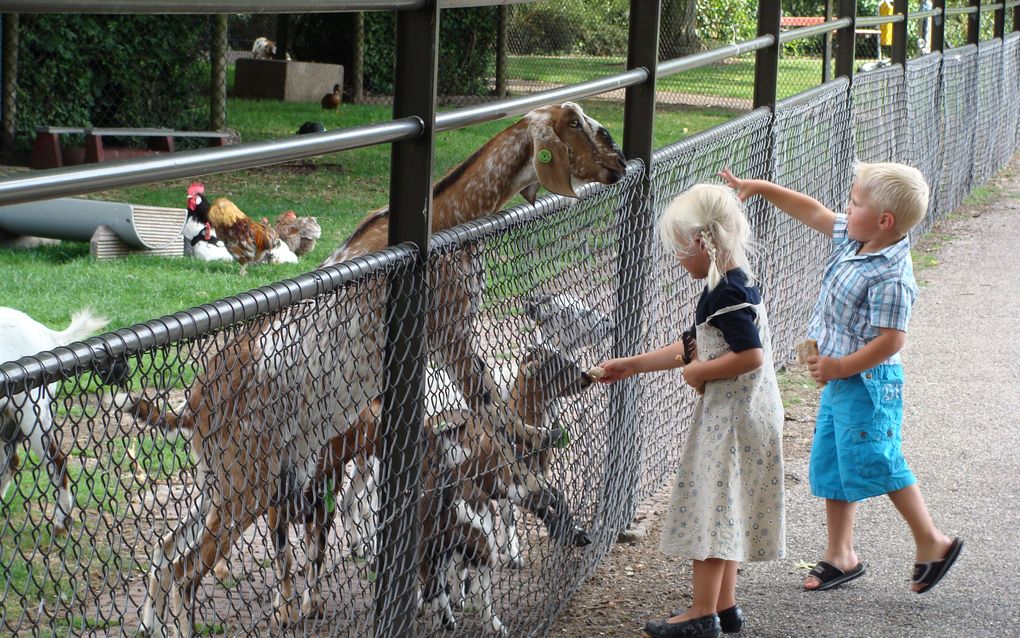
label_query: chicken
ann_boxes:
[273,210,322,256]
[321,84,341,111]
[196,189,297,274]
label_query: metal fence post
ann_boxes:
[994,0,1005,37]
[375,2,438,637]
[969,0,981,45]
[609,0,660,537]
[932,0,946,52]
[210,14,227,131]
[0,14,18,162]
[836,0,857,80]
[754,0,781,111]
[892,0,908,66]
[1015,0,1020,32]
[496,5,507,97]
[824,0,835,82]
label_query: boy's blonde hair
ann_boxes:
[658,183,756,290]
[854,162,929,235]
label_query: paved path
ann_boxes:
[704,168,1020,637]
[549,157,1020,637]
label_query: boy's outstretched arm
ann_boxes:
[719,168,837,236]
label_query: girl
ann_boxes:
[597,184,785,638]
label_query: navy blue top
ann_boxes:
[692,268,762,353]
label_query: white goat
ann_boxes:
[135,102,625,637]
[0,307,109,536]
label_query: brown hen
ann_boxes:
[273,211,322,256]
[206,198,280,274]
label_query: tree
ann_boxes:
[661,0,702,59]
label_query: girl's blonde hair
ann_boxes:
[658,183,756,290]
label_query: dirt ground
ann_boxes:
[544,178,1001,638]
[545,362,821,638]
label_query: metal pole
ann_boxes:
[610,0,660,539]
[932,0,946,52]
[210,14,227,131]
[375,2,437,637]
[835,0,857,80]
[994,0,1005,37]
[754,0,781,110]
[353,12,365,102]
[275,13,291,59]
[969,0,981,45]
[0,14,18,162]
[1015,0,1020,32]
[495,4,507,97]
[824,0,835,82]
[892,0,908,66]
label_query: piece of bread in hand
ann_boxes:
[796,339,825,387]
[586,366,606,380]
[796,338,818,364]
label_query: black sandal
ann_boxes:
[912,537,963,594]
[803,560,865,591]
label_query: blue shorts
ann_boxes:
[809,364,916,502]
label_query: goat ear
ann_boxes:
[519,183,540,204]
[531,135,578,199]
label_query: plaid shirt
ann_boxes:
[807,214,917,364]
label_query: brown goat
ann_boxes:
[136,103,624,637]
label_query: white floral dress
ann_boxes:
[659,301,786,562]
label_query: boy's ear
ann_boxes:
[879,212,896,231]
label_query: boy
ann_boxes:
[719,163,962,594]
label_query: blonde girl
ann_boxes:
[597,184,785,638]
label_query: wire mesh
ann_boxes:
[851,63,907,164]
[940,44,979,215]
[905,51,946,237]
[770,80,855,364]
[640,109,774,504]
[973,39,1006,184]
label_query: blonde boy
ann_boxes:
[720,163,962,594]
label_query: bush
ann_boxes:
[509,0,629,57]
[292,9,497,98]
[14,14,208,152]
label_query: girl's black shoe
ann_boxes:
[670,605,743,634]
[643,613,721,638]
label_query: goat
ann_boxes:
[0,307,109,536]
[135,102,624,637]
[286,344,596,634]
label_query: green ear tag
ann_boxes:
[537,149,553,164]
[555,427,570,449]
[326,479,336,514]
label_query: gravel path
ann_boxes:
[548,154,1020,638]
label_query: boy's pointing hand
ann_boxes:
[718,168,753,201]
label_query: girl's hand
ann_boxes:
[595,358,637,383]
[807,355,844,383]
[718,168,754,202]
[682,360,707,395]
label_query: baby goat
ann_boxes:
[0,307,110,536]
[283,344,596,635]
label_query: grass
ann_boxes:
[1,89,739,330]
[509,54,825,101]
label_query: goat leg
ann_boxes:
[519,483,592,548]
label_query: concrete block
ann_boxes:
[234,59,344,103]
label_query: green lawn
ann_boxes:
[0,95,740,331]
[509,54,825,101]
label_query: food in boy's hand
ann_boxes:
[796,338,818,364]
[586,366,606,380]
[796,338,825,387]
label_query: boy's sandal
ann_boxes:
[912,537,963,594]
[803,560,865,591]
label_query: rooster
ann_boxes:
[190,182,298,274]
[273,211,321,256]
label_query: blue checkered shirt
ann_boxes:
[807,214,917,364]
